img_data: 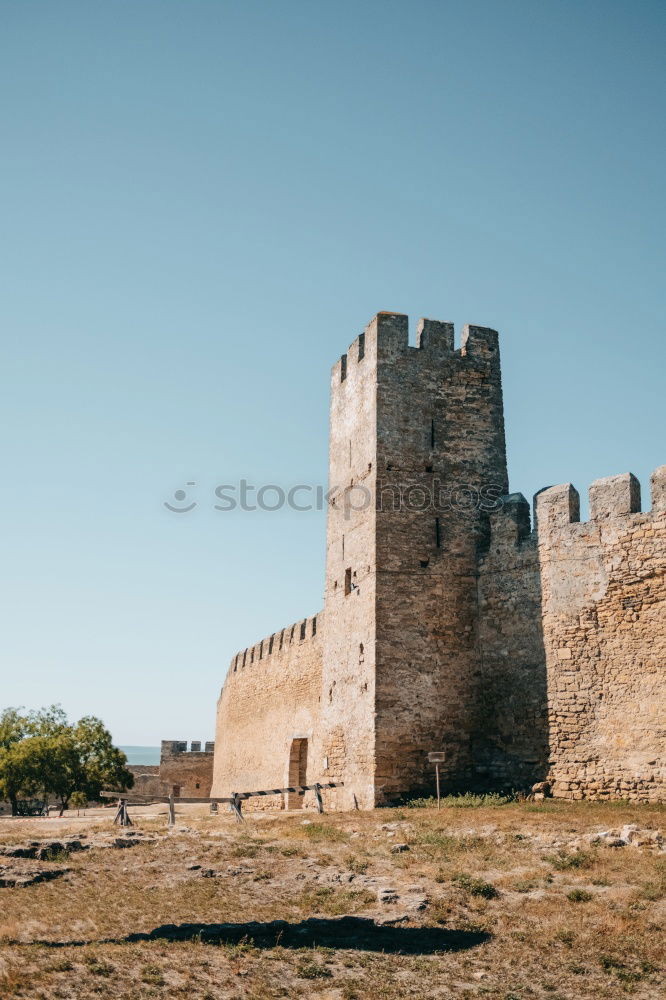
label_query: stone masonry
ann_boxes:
[130,741,216,799]
[211,312,665,807]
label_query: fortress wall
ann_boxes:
[127,765,170,798]
[158,741,215,798]
[211,613,324,809]
[475,495,548,788]
[372,318,509,798]
[318,321,379,810]
[536,469,666,801]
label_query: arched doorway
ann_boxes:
[286,738,308,809]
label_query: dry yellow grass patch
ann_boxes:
[0,799,663,998]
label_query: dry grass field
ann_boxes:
[0,797,664,999]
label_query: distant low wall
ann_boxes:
[127,765,170,799]
[158,740,215,797]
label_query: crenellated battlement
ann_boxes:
[590,472,641,520]
[482,492,533,551]
[224,610,324,684]
[331,312,501,385]
[650,465,666,510]
[416,318,454,354]
[535,467,666,532]
[213,308,665,808]
[160,740,215,761]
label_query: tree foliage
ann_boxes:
[0,705,133,814]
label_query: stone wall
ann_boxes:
[536,469,666,801]
[371,317,509,800]
[211,614,323,809]
[127,765,170,799]
[318,320,380,810]
[210,311,664,808]
[475,495,548,788]
[318,313,513,805]
[159,741,215,798]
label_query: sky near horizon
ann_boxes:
[1,1,664,745]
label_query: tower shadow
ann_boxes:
[16,916,490,956]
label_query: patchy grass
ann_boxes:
[0,799,664,998]
[296,957,333,979]
[299,822,349,843]
[405,791,516,808]
[297,885,376,915]
[39,847,71,863]
[451,872,500,898]
[566,888,593,903]
[140,963,165,986]
[544,848,595,871]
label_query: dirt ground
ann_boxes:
[0,798,664,999]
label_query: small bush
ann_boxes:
[639,877,665,901]
[41,848,70,863]
[346,855,369,874]
[141,964,165,986]
[544,849,593,871]
[85,957,114,977]
[452,873,499,899]
[567,889,592,903]
[297,960,332,980]
[280,845,302,857]
[253,870,273,881]
[48,959,74,972]
[430,899,453,924]
[513,878,539,893]
[222,938,256,958]
[600,955,626,973]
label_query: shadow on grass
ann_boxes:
[18,917,490,955]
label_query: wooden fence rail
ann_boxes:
[100,781,344,825]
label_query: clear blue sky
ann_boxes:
[1,1,664,744]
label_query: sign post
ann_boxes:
[427,752,446,809]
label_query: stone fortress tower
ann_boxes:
[211,312,665,808]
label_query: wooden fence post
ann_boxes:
[113,798,132,827]
[230,793,244,822]
[314,783,324,814]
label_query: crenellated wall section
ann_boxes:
[536,468,666,801]
[210,309,664,808]
[475,494,548,788]
[211,613,324,808]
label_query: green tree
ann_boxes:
[0,707,28,749]
[0,705,133,815]
[70,791,88,815]
[0,708,32,814]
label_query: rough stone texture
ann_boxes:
[211,311,665,807]
[127,764,169,799]
[475,496,548,787]
[0,865,69,888]
[211,615,323,809]
[157,741,215,798]
[370,316,509,801]
[536,477,666,801]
